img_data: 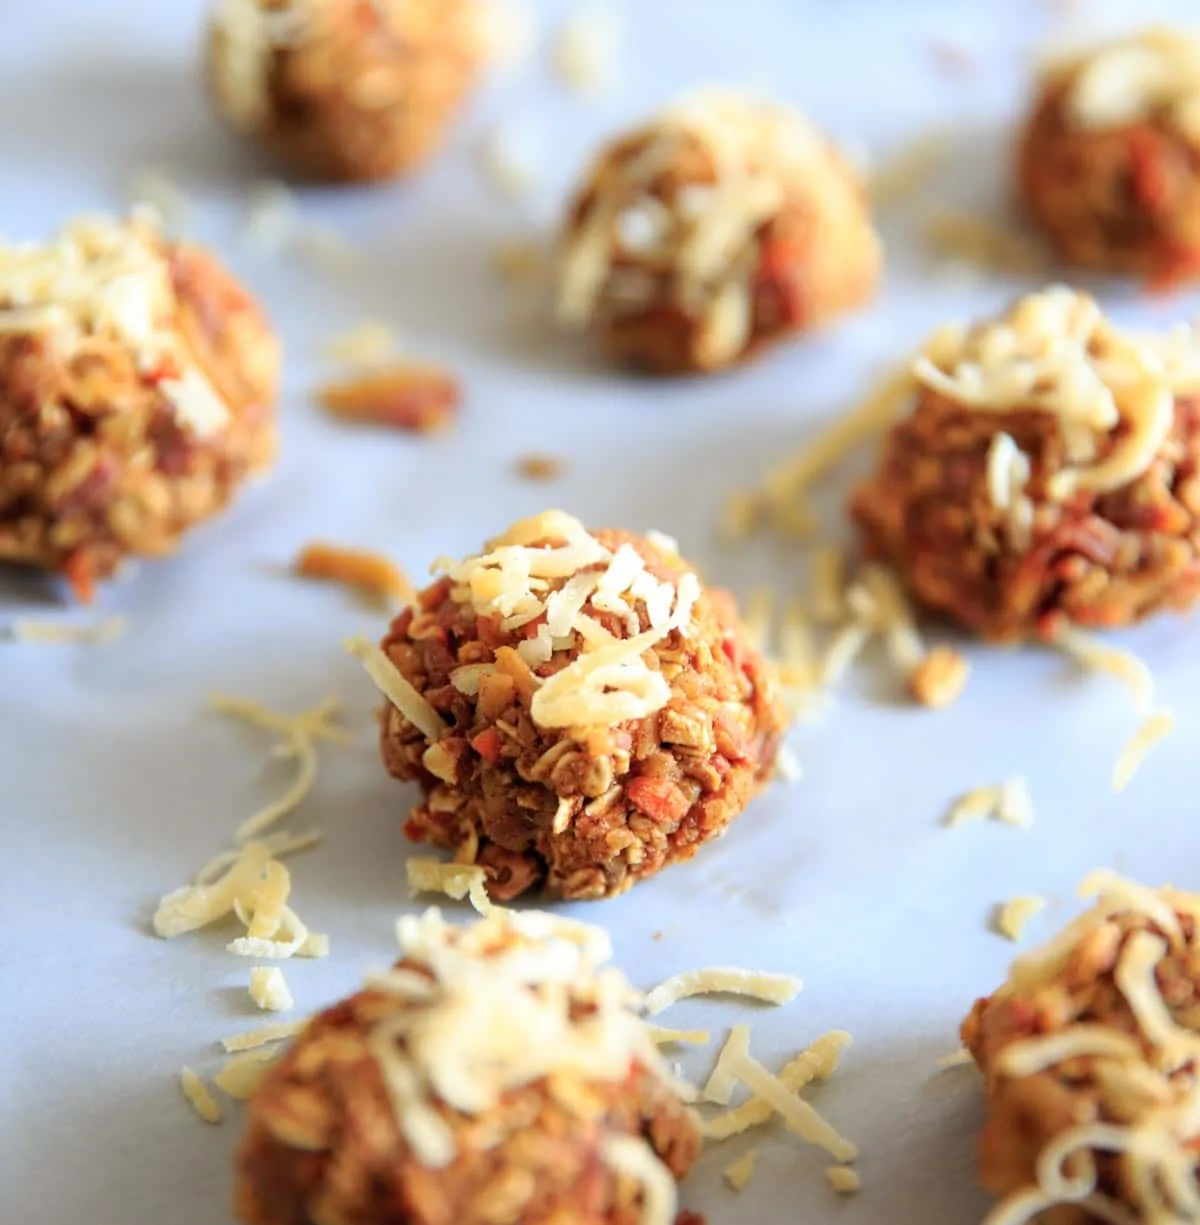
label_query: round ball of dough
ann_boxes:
[1018,28,1200,287]
[962,873,1200,1225]
[0,210,278,600]
[206,0,484,183]
[852,287,1200,642]
[555,91,881,374]
[235,907,701,1225]
[366,511,789,900]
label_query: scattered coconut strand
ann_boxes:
[8,616,127,644]
[725,1048,858,1162]
[868,128,952,206]
[704,1024,751,1106]
[215,1048,279,1101]
[701,1031,851,1141]
[646,1024,712,1046]
[994,896,1048,942]
[480,121,540,197]
[294,541,414,607]
[180,1066,222,1124]
[154,840,328,962]
[746,365,915,537]
[826,1166,861,1194]
[1053,624,1174,791]
[126,166,189,227]
[249,966,293,1012]
[209,694,349,844]
[320,321,399,366]
[925,211,1046,275]
[936,1047,975,1070]
[642,967,802,1016]
[1114,711,1176,793]
[553,2,620,94]
[944,777,1033,828]
[724,1149,758,1192]
[406,857,493,915]
[221,1018,309,1055]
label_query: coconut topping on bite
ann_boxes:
[356,510,702,732]
[914,286,1200,501]
[975,870,1200,1225]
[0,209,232,437]
[1050,27,1200,141]
[210,0,309,130]
[365,905,687,1221]
[556,89,841,362]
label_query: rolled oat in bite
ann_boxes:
[206,0,485,184]
[555,90,881,375]
[851,287,1200,642]
[0,209,278,601]
[359,511,789,901]
[962,871,1200,1225]
[235,905,701,1225]
[1019,28,1200,288]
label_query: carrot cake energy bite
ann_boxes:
[1019,28,1200,287]
[851,287,1200,642]
[351,511,789,901]
[206,0,485,183]
[962,871,1200,1225]
[555,91,881,374]
[0,210,278,600]
[235,905,702,1225]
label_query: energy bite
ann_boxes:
[0,210,278,600]
[357,511,789,901]
[235,905,701,1225]
[1019,28,1200,288]
[852,287,1200,642]
[555,90,881,374]
[962,871,1200,1225]
[206,0,484,184]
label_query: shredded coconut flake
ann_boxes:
[723,1149,758,1191]
[214,1048,278,1100]
[345,636,447,741]
[9,615,127,644]
[702,1031,850,1141]
[643,967,801,1016]
[704,1024,751,1105]
[553,3,620,94]
[220,1018,308,1054]
[995,895,1048,942]
[180,1066,222,1124]
[249,966,293,1012]
[321,321,398,366]
[726,1049,858,1162]
[646,1024,711,1046]
[826,1166,861,1194]
[1113,710,1175,793]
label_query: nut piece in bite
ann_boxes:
[555,90,881,375]
[1018,28,1200,288]
[0,209,278,600]
[362,510,790,901]
[852,287,1200,642]
[206,0,485,184]
[235,905,701,1225]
